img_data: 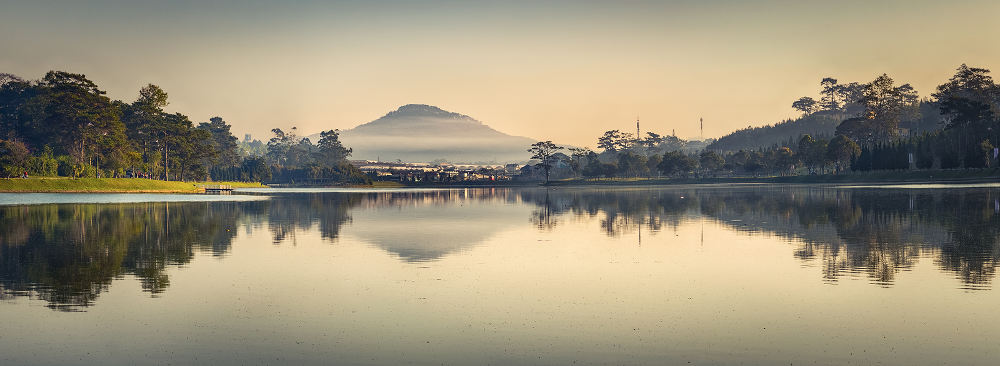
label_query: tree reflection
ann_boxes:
[520,186,1000,288]
[0,201,259,310]
[0,193,368,310]
[264,193,361,244]
[518,188,697,237]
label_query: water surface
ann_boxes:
[1,186,998,365]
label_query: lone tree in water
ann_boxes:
[528,141,563,184]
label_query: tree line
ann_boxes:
[0,71,367,183]
[526,134,859,182]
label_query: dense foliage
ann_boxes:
[0,71,366,184]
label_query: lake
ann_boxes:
[1,185,998,365]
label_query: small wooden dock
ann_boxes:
[200,184,234,193]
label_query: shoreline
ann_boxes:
[4,169,999,193]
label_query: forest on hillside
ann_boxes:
[708,76,945,152]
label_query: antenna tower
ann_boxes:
[700,117,704,140]
[636,115,640,140]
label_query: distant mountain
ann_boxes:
[313,104,537,163]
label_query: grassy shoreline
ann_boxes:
[0,178,265,193]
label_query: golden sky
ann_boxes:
[2,0,998,147]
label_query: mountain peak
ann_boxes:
[381,104,479,124]
[395,104,446,114]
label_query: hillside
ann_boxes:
[708,102,945,152]
[706,114,842,152]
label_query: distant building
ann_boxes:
[352,160,513,183]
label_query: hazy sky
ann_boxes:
[2,0,998,147]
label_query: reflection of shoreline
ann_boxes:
[519,187,1000,289]
[0,200,264,310]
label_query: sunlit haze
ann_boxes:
[2,0,998,146]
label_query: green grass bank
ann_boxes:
[0,178,266,193]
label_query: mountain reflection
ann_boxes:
[520,187,1000,289]
[323,189,525,262]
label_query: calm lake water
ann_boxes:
[1,185,999,365]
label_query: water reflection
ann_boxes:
[0,201,258,310]
[2,186,999,311]
[262,193,360,244]
[520,186,1000,289]
[262,189,527,262]
[519,188,697,236]
[0,190,529,310]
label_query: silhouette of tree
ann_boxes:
[933,64,998,129]
[528,140,563,183]
[792,96,818,115]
